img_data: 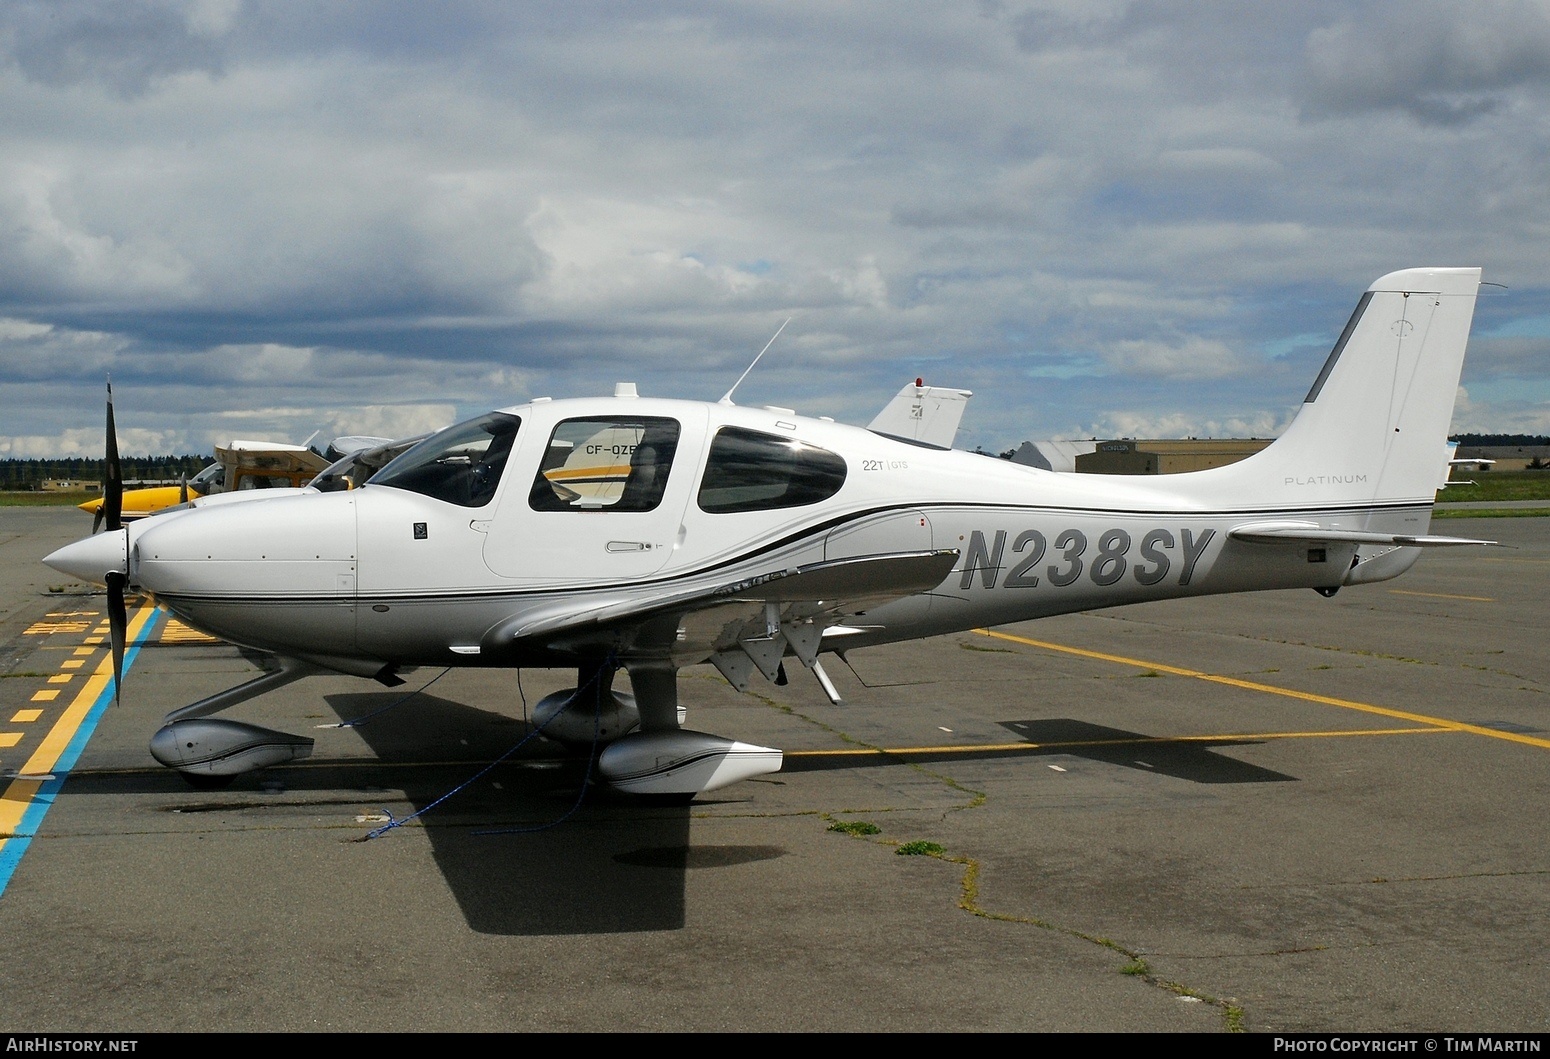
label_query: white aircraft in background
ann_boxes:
[45,267,1493,801]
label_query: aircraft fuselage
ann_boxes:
[119,393,1405,674]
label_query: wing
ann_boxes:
[480,549,960,679]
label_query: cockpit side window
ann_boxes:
[529,416,681,512]
[697,427,847,513]
[368,412,521,507]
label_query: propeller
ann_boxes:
[102,382,127,703]
[102,382,122,533]
[106,570,127,702]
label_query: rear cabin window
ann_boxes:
[368,412,521,508]
[528,416,681,512]
[697,427,847,513]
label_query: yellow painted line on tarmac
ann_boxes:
[21,602,159,777]
[0,779,42,836]
[23,620,92,636]
[159,620,220,644]
[974,628,1550,751]
[787,726,1449,760]
[1388,589,1495,602]
[0,603,162,844]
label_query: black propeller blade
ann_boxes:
[106,570,126,703]
[103,382,123,533]
[103,382,127,703]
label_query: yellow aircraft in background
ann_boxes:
[79,437,389,530]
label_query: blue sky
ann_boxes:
[1,0,1548,457]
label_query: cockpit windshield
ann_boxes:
[368,413,521,507]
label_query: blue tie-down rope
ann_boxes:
[362,655,616,840]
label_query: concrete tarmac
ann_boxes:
[0,507,1545,1033]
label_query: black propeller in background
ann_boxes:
[102,382,127,703]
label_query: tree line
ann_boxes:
[0,456,210,491]
[1452,434,1550,447]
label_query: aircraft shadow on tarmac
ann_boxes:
[320,689,787,938]
[997,718,1296,783]
[780,717,1296,785]
[73,680,1282,935]
[69,682,775,937]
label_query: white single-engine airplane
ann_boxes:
[45,267,1494,800]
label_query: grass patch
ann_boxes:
[1434,507,1550,518]
[959,642,1013,653]
[1120,958,1150,976]
[1439,470,1550,502]
[827,820,881,836]
[0,491,94,507]
[895,840,944,857]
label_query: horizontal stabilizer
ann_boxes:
[1230,522,1496,548]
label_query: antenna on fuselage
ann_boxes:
[719,318,791,406]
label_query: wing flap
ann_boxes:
[1229,521,1496,548]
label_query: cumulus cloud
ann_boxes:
[0,316,129,378]
[0,425,184,459]
[1450,383,1550,434]
[1088,407,1289,442]
[1099,335,1250,379]
[5,0,229,97]
[0,2,1547,457]
[1300,1,1550,124]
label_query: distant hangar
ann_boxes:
[1010,438,1273,475]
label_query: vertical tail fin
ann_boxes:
[1204,267,1481,509]
[868,379,974,450]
